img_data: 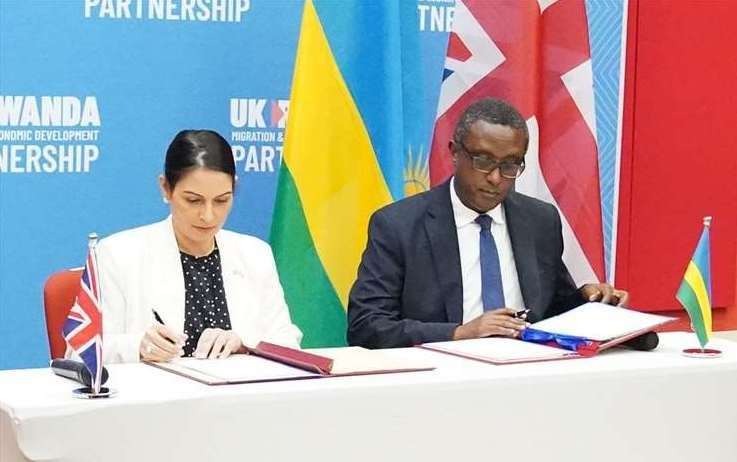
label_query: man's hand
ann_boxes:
[452,308,528,340]
[193,328,244,359]
[580,283,629,307]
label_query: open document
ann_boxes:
[147,355,318,385]
[419,337,580,364]
[146,342,434,385]
[420,303,677,365]
[530,302,676,346]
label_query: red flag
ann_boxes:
[430,0,604,284]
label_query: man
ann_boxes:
[347,98,628,349]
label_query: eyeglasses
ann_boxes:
[456,140,526,179]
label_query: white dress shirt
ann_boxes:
[450,177,526,323]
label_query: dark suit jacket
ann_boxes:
[347,181,586,349]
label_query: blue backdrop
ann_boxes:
[1,0,305,369]
[0,0,451,369]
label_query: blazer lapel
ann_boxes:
[148,217,186,332]
[504,192,542,315]
[425,181,464,324]
[216,230,250,335]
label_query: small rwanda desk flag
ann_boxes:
[676,216,720,356]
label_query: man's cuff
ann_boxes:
[413,322,459,345]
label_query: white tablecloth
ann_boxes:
[1,332,736,462]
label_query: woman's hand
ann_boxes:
[139,323,187,362]
[193,328,244,359]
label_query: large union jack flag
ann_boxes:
[62,248,103,392]
[430,0,605,285]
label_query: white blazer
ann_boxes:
[96,217,302,363]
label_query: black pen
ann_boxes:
[513,308,530,320]
[152,309,183,346]
[152,309,166,325]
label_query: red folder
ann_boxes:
[247,342,334,374]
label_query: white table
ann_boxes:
[1,332,736,462]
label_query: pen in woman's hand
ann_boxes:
[152,309,166,325]
[151,309,186,348]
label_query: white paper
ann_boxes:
[530,302,676,341]
[165,355,317,383]
[308,346,433,375]
[423,337,572,362]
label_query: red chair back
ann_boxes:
[43,269,83,359]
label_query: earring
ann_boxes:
[162,197,169,204]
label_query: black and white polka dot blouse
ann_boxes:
[179,246,232,357]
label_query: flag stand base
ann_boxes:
[72,386,117,399]
[682,348,722,358]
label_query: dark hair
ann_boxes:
[452,98,529,149]
[164,130,236,189]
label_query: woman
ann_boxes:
[97,130,302,363]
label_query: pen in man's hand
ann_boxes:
[513,308,530,320]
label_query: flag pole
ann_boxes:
[701,217,710,355]
[71,232,116,398]
[87,233,101,395]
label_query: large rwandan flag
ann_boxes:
[270,0,429,347]
[676,218,713,348]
